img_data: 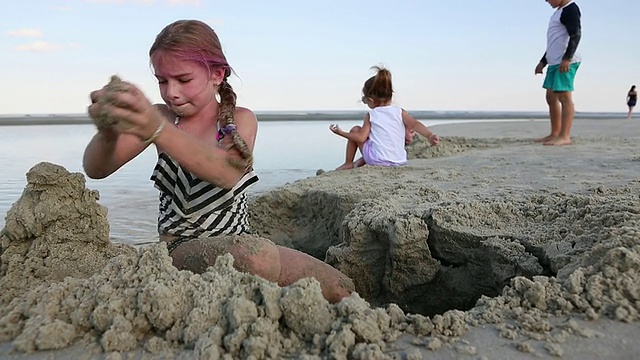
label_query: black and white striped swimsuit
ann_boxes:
[150,126,259,249]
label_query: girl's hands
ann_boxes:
[428,134,440,146]
[88,77,165,143]
[329,124,343,135]
[405,129,415,145]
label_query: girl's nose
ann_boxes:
[166,81,180,98]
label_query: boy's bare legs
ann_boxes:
[544,91,574,146]
[336,126,365,170]
[536,89,561,142]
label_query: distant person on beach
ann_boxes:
[534,0,582,146]
[82,19,353,303]
[329,66,440,170]
[627,85,637,119]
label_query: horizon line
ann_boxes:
[0,110,630,127]
[0,109,628,117]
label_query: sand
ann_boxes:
[93,75,133,131]
[1,119,640,359]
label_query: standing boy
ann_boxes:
[535,0,582,146]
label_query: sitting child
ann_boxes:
[330,66,440,170]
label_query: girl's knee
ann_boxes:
[277,246,354,303]
[227,238,281,282]
[349,125,362,133]
[331,277,355,303]
[168,236,281,282]
[169,241,212,274]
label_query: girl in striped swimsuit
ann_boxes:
[83,20,353,303]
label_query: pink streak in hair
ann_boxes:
[182,53,229,68]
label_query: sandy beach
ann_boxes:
[1,118,640,359]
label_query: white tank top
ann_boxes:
[367,105,407,165]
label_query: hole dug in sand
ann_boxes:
[250,182,639,318]
[251,188,536,317]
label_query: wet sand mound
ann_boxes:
[0,163,133,307]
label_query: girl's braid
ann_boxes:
[217,79,253,171]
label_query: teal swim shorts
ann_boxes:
[543,62,580,92]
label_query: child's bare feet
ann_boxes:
[335,162,354,171]
[535,134,557,143]
[543,137,572,146]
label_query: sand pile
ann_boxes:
[0,162,133,307]
[0,162,465,358]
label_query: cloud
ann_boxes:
[5,29,43,38]
[15,41,62,52]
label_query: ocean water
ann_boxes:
[1,118,468,245]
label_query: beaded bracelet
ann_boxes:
[142,120,165,146]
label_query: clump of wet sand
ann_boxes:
[93,75,133,130]
[0,242,466,357]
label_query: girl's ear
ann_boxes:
[211,67,226,85]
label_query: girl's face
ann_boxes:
[152,51,224,117]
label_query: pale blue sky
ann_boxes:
[1,0,637,114]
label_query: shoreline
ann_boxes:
[0,111,630,126]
